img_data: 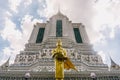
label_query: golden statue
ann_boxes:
[52,39,77,80]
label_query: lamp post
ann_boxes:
[25,72,31,80]
[90,72,97,80]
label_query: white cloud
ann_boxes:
[9,0,21,13]
[0,59,7,66]
[98,51,112,66]
[0,0,48,65]
[45,0,59,18]
[1,17,23,51]
[37,8,47,17]
[9,0,33,13]
[0,16,27,63]
[91,0,120,65]
[21,15,34,44]
[3,47,12,56]
[0,13,44,65]
[0,47,12,66]
[98,51,106,63]
[109,28,115,38]
[1,17,20,40]
[92,0,120,42]
[24,0,32,7]
[5,11,12,17]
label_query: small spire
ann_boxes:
[108,53,119,69]
[110,57,117,67]
[0,57,10,71]
[57,2,61,13]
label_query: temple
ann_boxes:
[0,11,120,80]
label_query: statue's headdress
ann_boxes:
[56,39,62,46]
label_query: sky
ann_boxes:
[0,0,120,66]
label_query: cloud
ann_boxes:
[8,0,21,13]
[91,0,120,64]
[24,0,32,8]
[0,0,47,65]
[0,15,33,65]
[93,26,120,65]
[1,17,22,50]
[98,51,106,63]
[0,0,9,10]
[8,0,33,13]
[0,17,23,65]
[92,0,120,41]
[0,15,44,65]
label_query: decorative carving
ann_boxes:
[84,55,90,62]
[28,55,34,61]
[19,55,26,62]
[91,56,98,63]
[41,53,46,57]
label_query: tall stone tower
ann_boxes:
[9,12,108,72]
[1,11,120,80]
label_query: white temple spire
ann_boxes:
[57,2,61,14]
[0,57,10,71]
[108,53,119,69]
